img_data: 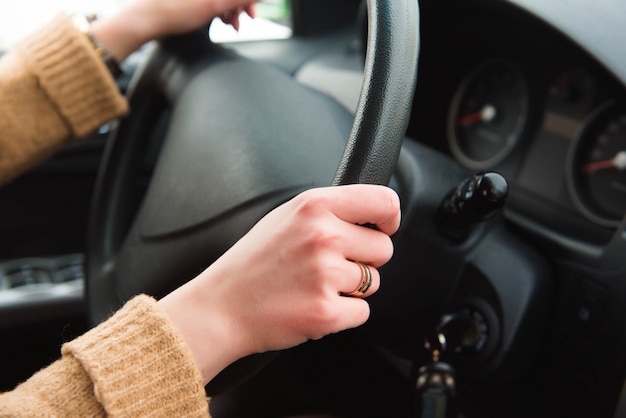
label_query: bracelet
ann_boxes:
[72,14,123,78]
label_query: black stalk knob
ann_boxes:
[438,172,508,240]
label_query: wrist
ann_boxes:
[88,4,154,63]
[72,14,123,77]
[157,274,249,385]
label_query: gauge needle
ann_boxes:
[581,150,626,172]
[457,105,497,126]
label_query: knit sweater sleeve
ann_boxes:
[0,295,210,417]
[0,13,128,187]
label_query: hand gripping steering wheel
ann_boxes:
[87,0,419,393]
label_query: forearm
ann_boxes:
[91,0,257,63]
[0,295,209,417]
[0,356,106,417]
[0,14,128,186]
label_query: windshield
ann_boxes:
[0,0,291,52]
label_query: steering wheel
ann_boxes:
[87,0,418,395]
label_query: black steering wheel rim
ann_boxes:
[86,0,419,391]
[333,0,419,186]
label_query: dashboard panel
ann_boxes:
[408,0,626,245]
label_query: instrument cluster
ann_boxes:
[445,59,626,229]
[408,2,626,237]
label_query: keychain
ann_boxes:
[414,333,457,418]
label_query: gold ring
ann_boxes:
[346,262,372,296]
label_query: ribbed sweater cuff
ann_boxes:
[62,295,209,417]
[17,13,128,138]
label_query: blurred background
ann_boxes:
[0,0,292,51]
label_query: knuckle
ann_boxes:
[305,298,341,335]
[307,225,341,253]
[292,189,328,217]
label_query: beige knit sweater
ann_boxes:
[0,13,128,186]
[0,15,210,417]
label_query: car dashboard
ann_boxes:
[411,1,626,242]
[1,0,626,416]
[410,1,626,415]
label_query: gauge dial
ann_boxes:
[547,67,597,118]
[567,102,626,227]
[448,60,529,170]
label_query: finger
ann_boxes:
[329,296,371,333]
[245,4,256,18]
[334,185,401,236]
[220,7,244,30]
[294,196,395,266]
[339,262,379,298]
[231,14,241,31]
[220,10,233,25]
[339,222,394,267]
[298,185,401,236]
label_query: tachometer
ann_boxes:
[447,60,529,170]
[566,101,626,227]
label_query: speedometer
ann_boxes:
[447,60,529,170]
[566,101,626,227]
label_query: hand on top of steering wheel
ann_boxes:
[90,0,258,63]
[158,184,401,385]
[219,4,256,31]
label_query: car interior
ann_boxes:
[1,0,626,417]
